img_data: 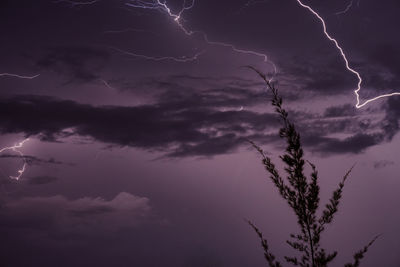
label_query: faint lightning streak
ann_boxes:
[335,0,354,15]
[296,0,400,108]
[0,73,39,79]
[125,0,277,79]
[53,0,100,6]
[236,0,270,15]
[203,35,277,79]
[0,139,30,180]
[103,28,154,35]
[109,46,205,62]
[99,79,116,90]
[244,0,270,8]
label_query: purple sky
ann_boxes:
[1,0,400,266]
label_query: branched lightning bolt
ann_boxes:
[0,73,39,79]
[0,139,30,180]
[123,0,277,78]
[296,0,400,108]
[125,0,194,35]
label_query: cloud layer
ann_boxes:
[0,74,397,157]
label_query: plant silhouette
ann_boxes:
[246,67,378,267]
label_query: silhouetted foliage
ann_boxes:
[246,67,378,267]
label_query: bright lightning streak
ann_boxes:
[0,73,39,79]
[124,0,277,78]
[126,0,194,34]
[0,139,30,180]
[296,0,400,108]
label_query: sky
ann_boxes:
[0,0,400,266]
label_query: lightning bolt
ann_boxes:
[0,138,30,180]
[296,0,400,108]
[0,73,39,79]
[123,0,277,78]
[125,0,194,35]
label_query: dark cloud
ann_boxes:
[278,55,356,95]
[300,118,352,136]
[0,87,395,157]
[287,101,400,155]
[279,48,400,101]
[297,106,391,154]
[26,176,58,185]
[184,246,223,267]
[305,133,383,155]
[168,133,243,158]
[323,104,357,118]
[36,46,109,83]
[382,96,400,139]
[0,94,279,157]
[373,160,395,169]
[369,43,400,76]
[128,74,269,106]
[68,205,115,218]
[356,65,400,94]
[0,154,68,166]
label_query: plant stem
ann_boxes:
[307,223,315,267]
